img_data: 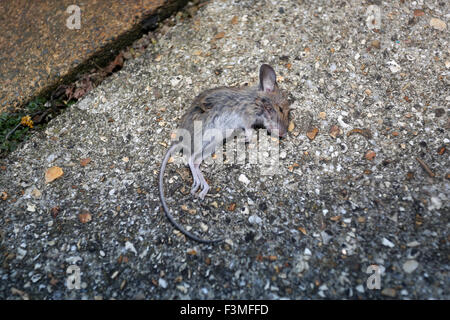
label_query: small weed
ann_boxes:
[0,96,72,158]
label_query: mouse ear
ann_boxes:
[259,64,277,92]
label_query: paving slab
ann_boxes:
[0,0,449,300]
[0,0,188,113]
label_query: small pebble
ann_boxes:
[382,237,395,248]
[238,174,250,185]
[387,60,401,73]
[240,205,249,215]
[125,241,137,255]
[288,120,295,132]
[248,215,262,225]
[430,18,447,31]
[210,201,218,208]
[176,285,187,293]
[329,63,336,73]
[321,230,332,245]
[31,188,42,199]
[225,238,234,246]
[158,278,168,289]
[26,203,36,212]
[402,260,419,274]
[293,259,308,274]
[170,76,182,87]
[31,274,42,283]
[306,128,319,140]
[200,222,208,232]
[17,248,27,259]
[381,288,397,298]
[428,196,442,210]
[371,40,380,49]
[407,241,420,247]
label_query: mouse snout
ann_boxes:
[277,121,288,138]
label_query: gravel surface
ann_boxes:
[0,0,449,299]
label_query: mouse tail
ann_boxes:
[159,144,223,244]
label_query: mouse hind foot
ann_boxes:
[196,166,210,200]
[189,161,210,200]
[188,158,201,195]
[198,177,210,200]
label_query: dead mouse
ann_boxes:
[159,64,291,243]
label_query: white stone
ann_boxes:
[31,274,42,283]
[17,248,27,260]
[428,196,442,210]
[170,76,182,87]
[158,278,168,289]
[430,18,447,31]
[402,260,419,274]
[387,60,401,73]
[66,256,82,264]
[26,203,36,212]
[321,231,332,245]
[382,237,395,248]
[407,241,420,247]
[125,241,138,255]
[248,215,262,225]
[238,174,250,185]
[176,285,188,293]
[329,63,337,72]
[200,222,208,232]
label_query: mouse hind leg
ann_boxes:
[196,165,210,200]
[190,152,210,200]
[188,157,201,195]
[190,137,220,199]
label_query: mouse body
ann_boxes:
[159,64,291,243]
